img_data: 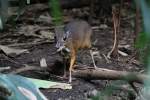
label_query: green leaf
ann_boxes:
[135,32,149,49]
[27,78,72,90]
[49,0,63,25]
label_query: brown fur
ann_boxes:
[64,20,92,70]
[56,19,92,82]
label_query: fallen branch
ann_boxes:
[10,65,46,74]
[73,67,148,84]
[7,40,54,48]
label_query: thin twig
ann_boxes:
[102,54,111,63]
[129,82,139,95]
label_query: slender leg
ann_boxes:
[90,50,97,69]
[69,51,76,83]
[63,58,67,78]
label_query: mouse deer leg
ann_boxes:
[69,50,76,83]
[63,57,67,78]
[90,50,97,69]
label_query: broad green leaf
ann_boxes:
[0,74,47,100]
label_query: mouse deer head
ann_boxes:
[55,25,70,52]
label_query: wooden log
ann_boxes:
[73,67,148,84]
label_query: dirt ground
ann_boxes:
[0,3,143,100]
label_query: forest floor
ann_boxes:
[0,3,143,100]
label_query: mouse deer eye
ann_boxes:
[63,31,71,41]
